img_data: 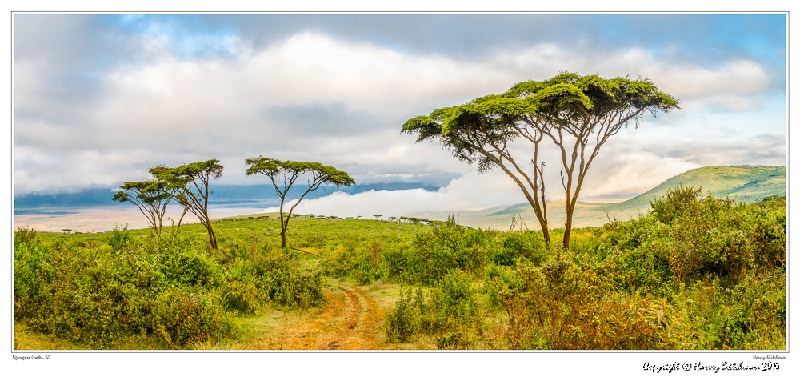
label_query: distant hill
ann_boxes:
[618,165,786,210]
[415,165,787,230]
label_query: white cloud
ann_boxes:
[14,30,782,196]
[501,46,771,112]
[264,150,701,218]
[266,169,527,218]
[578,152,701,197]
[93,34,774,134]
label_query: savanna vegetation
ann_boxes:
[13,73,783,350]
[14,186,786,350]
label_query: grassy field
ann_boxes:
[13,183,786,350]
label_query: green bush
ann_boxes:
[385,270,480,348]
[14,226,39,247]
[149,286,227,347]
[751,196,786,269]
[495,258,673,350]
[604,187,786,284]
[13,243,54,319]
[223,249,324,311]
[400,216,491,285]
[322,240,383,285]
[652,190,771,282]
[491,230,547,266]
[385,288,421,343]
[484,263,525,309]
[266,265,324,309]
[650,184,702,224]
[107,224,132,253]
[160,247,221,287]
[221,269,264,314]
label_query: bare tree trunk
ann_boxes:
[542,224,551,247]
[206,222,218,250]
[562,202,574,249]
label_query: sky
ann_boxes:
[12,13,787,216]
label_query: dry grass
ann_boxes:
[14,322,164,350]
[210,279,393,350]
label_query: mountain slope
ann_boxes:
[424,165,786,230]
[619,165,786,210]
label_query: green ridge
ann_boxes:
[620,165,786,209]
[432,165,786,230]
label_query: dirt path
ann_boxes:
[241,279,385,350]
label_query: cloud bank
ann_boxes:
[14,15,786,212]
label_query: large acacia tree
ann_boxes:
[245,156,355,248]
[155,159,224,249]
[403,72,678,249]
[403,96,553,245]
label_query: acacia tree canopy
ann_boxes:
[155,159,224,249]
[403,72,679,249]
[245,156,355,248]
[112,176,171,235]
[403,94,553,245]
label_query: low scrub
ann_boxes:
[14,227,323,348]
[386,270,481,349]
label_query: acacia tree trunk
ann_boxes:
[478,141,551,248]
[562,202,575,250]
[280,212,293,248]
[206,223,218,250]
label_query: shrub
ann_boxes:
[14,226,39,247]
[223,249,324,311]
[496,258,673,350]
[751,196,786,269]
[322,240,383,285]
[107,224,132,253]
[650,184,702,224]
[385,288,420,343]
[605,187,786,284]
[403,216,491,285]
[266,265,324,309]
[221,273,263,314]
[650,192,759,282]
[160,247,221,287]
[13,243,54,319]
[14,233,232,348]
[385,270,480,348]
[484,263,525,309]
[382,245,413,283]
[491,231,547,266]
[149,286,227,347]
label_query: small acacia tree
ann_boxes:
[156,159,224,250]
[112,175,172,236]
[404,72,678,249]
[245,156,355,248]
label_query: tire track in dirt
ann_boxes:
[324,284,384,350]
[323,286,362,350]
[268,279,383,350]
